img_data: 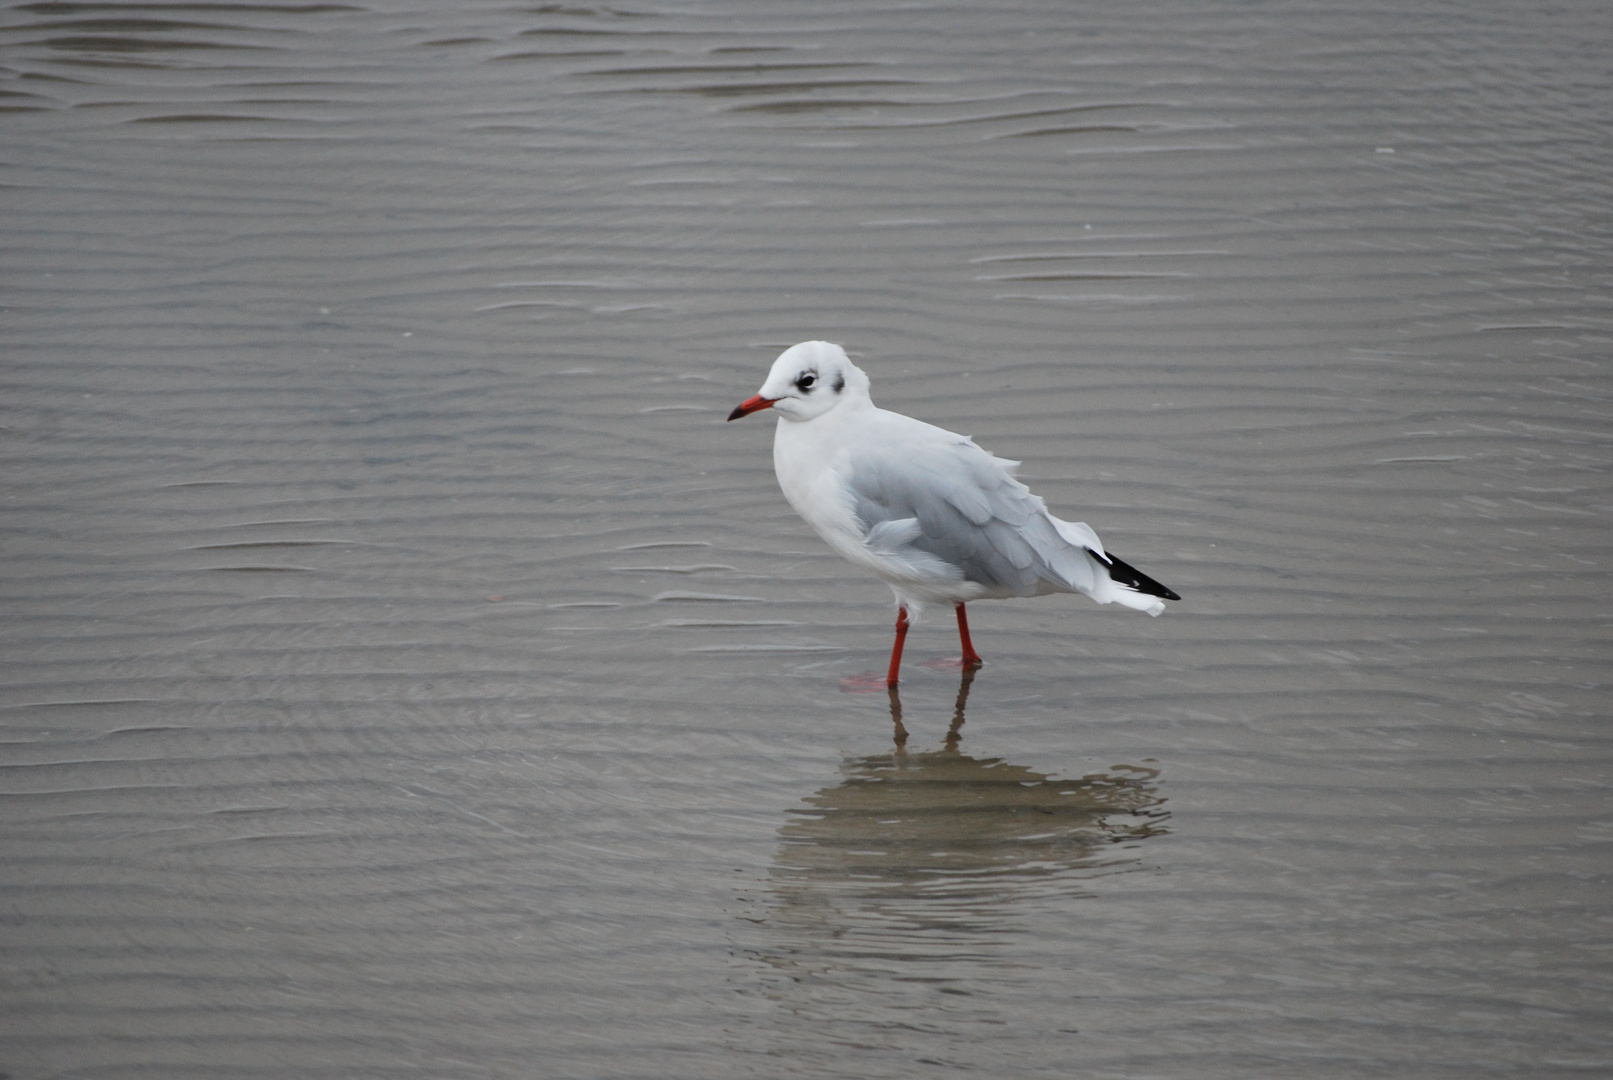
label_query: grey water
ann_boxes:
[2,1,1610,1077]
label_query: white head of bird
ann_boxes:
[726,340,871,423]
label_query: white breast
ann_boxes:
[772,413,863,557]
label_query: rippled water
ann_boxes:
[3,1,1610,1076]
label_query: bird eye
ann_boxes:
[795,373,816,392]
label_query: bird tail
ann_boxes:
[1100,552,1181,601]
[1041,515,1180,615]
[1088,550,1180,616]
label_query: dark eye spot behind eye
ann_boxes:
[832,372,845,393]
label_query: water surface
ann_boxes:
[2,1,1610,1077]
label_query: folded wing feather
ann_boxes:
[846,425,1104,597]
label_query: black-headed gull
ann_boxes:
[729,340,1179,688]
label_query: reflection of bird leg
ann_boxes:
[887,684,908,751]
[944,665,975,750]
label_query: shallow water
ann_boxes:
[2,1,1610,1076]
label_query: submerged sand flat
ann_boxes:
[1,2,1609,1077]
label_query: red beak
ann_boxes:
[727,395,776,421]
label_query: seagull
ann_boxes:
[728,340,1180,688]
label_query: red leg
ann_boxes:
[955,603,983,668]
[885,606,911,687]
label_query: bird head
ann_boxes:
[727,340,871,423]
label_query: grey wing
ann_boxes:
[847,435,1097,596]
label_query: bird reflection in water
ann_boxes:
[745,668,1169,1025]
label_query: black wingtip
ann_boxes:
[1100,552,1181,601]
